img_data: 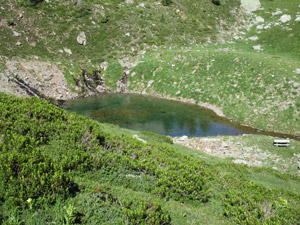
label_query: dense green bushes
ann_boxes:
[1,92,300,224]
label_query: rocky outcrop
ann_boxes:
[5,60,78,101]
[2,60,111,104]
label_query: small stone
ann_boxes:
[253,45,262,51]
[264,25,270,29]
[176,91,181,95]
[272,10,282,16]
[249,35,259,41]
[13,31,21,37]
[294,68,300,75]
[77,31,87,45]
[125,0,134,3]
[16,41,22,46]
[59,49,64,53]
[125,32,130,37]
[139,3,145,7]
[64,48,72,55]
[280,14,291,23]
[255,16,264,23]
[256,25,264,30]
[295,16,300,22]
[100,61,108,71]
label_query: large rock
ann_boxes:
[77,32,87,45]
[240,0,261,12]
[280,14,291,23]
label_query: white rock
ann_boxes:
[125,0,134,3]
[294,68,300,75]
[253,45,262,51]
[77,32,87,45]
[264,25,270,29]
[274,22,280,26]
[280,14,291,23]
[295,16,300,22]
[139,3,145,7]
[293,82,300,88]
[64,48,72,55]
[179,136,188,141]
[249,35,259,41]
[240,0,261,12]
[125,32,130,37]
[13,31,21,37]
[255,16,264,23]
[272,10,282,16]
[58,49,64,53]
[15,41,22,46]
[256,25,264,30]
[176,91,181,95]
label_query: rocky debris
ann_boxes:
[0,71,30,98]
[5,60,78,101]
[64,48,72,55]
[77,32,87,45]
[139,3,145,7]
[172,136,298,171]
[16,41,22,46]
[125,0,134,3]
[296,16,300,22]
[280,14,291,23]
[253,45,262,51]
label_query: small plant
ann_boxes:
[212,0,221,5]
[161,0,172,6]
[100,15,109,23]
[6,18,15,26]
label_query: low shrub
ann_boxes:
[0,148,74,208]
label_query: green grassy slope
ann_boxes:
[1,0,299,135]
[1,93,300,224]
[0,0,240,61]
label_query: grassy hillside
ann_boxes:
[0,0,241,61]
[1,0,299,135]
[1,93,300,224]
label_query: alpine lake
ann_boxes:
[61,93,259,137]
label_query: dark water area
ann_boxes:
[61,93,257,137]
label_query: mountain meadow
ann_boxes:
[1,0,300,224]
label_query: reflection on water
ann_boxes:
[61,93,251,137]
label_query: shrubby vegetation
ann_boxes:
[1,93,300,224]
